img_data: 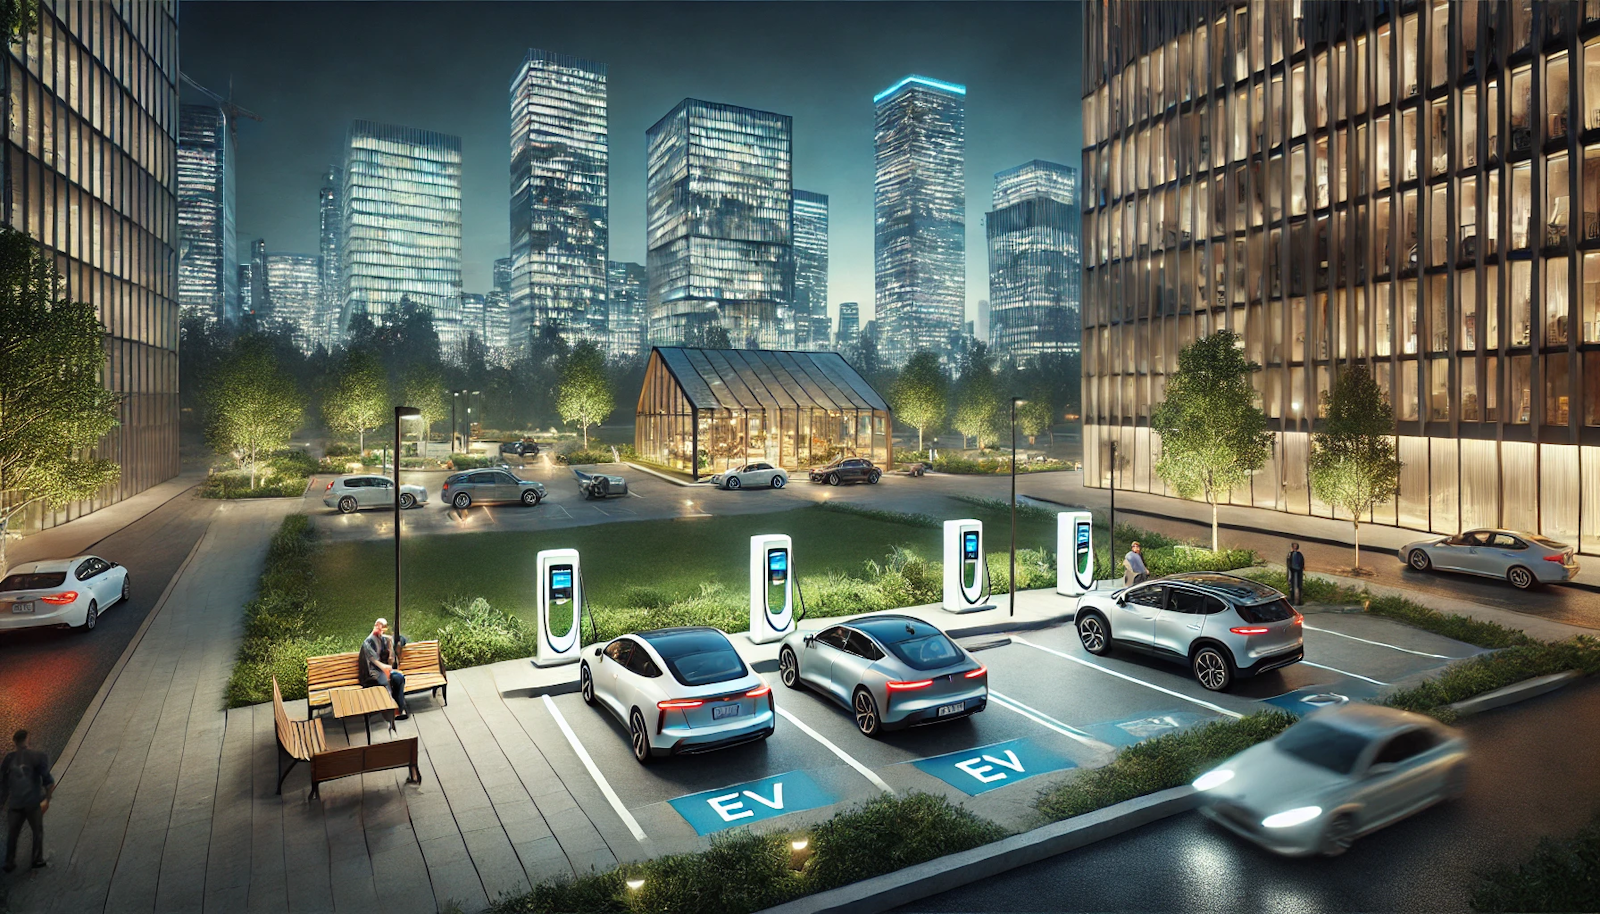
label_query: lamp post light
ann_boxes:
[394,406,422,642]
[1108,439,1118,585]
[1010,397,1027,618]
[451,391,460,453]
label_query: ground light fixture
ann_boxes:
[1009,397,1027,617]
[625,878,645,891]
[394,405,423,643]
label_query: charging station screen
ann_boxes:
[549,565,573,604]
[767,549,788,584]
[963,531,979,560]
[1076,526,1091,552]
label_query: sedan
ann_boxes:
[580,627,774,764]
[0,555,129,633]
[778,614,986,737]
[323,474,429,513]
[441,469,545,509]
[1401,528,1578,590]
[1195,704,1468,856]
[710,462,788,490]
[573,468,629,499]
[808,457,881,486]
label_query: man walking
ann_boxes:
[1287,542,1306,605]
[2,729,54,872]
[1123,541,1148,586]
[360,618,409,722]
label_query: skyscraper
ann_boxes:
[487,257,513,351]
[606,260,647,361]
[510,50,609,351]
[986,160,1081,362]
[340,120,463,336]
[792,190,830,350]
[177,104,238,328]
[459,293,487,348]
[646,99,793,349]
[874,75,966,366]
[263,253,323,353]
[318,165,342,350]
[836,301,861,349]
[239,264,255,315]
[248,238,267,320]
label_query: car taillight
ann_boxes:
[441,483,449,491]
[657,699,704,710]
[745,685,771,698]
[41,592,78,605]
[1544,554,1567,563]
[325,480,334,492]
[1230,626,1270,635]
[886,679,933,691]
[964,665,987,679]
[1292,610,1304,624]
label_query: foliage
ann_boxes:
[1383,637,1600,724]
[204,336,306,488]
[985,547,1055,594]
[0,0,40,44]
[816,501,940,528]
[683,323,733,350]
[804,792,1007,892]
[1471,811,1600,913]
[952,344,1004,449]
[932,453,1069,474]
[200,473,310,500]
[1309,364,1402,570]
[556,341,616,448]
[322,348,389,454]
[324,442,361,458]
[890,351,948,450]
[558,444,637,466]
[401,363,450,445]
[1150,330,1274,551]
[435,597,538,669]
[448,453,500,470]
[1014,396,1054,441]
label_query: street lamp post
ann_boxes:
[451,392,460,453]
[1107,439,1117,585]
[394,406,422,642]
[1010,397,1027,618]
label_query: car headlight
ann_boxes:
[1261,806,1323,829]
[1192,768,1235,791]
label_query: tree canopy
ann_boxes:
[205,336,305,488]
[322,348,389,454]
[1309,364,1402,570]
[890,351,947,451]
[556,340,615,448]
[952,344,1003,449]
[401,364,449,448]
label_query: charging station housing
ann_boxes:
[534,548,582,666]
[1056,511,1096,596]
[942,519,995,613]
[749,534,794,643]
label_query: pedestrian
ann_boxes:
[1287,542,1306,605]
[359,618,410,722]
[2,729,54,873]
[1123,541,1148,586]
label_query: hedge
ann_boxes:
[1472,811,1600,912]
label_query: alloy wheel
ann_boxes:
[1324,812,1357,855]
[453,492,471,509]
[339,496,357,514]
[1409,549,1432,571]
[727,476,741,489]
[122,576,130,603]
[400,493,415,509]
[580,664,594,705]
[629,711,652,764]
[828,473,840,486]
[522,489,539,506]
[83,601,98,632]
[772,475,786,489]
[853,689,880,737]
[1078,616,1108,654]
[868,470,880,484]
[1194,648,1231,691]
[1508,566,1534,590]
[779,648,800,688]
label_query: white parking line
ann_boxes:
[776,706,895,794]
[989,691,1115,752]
[1301,661,1390,686]
[1010,635,1244,719]
[1301,624,1459,659]
[541,695,649,843]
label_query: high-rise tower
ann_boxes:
[792,190,830,350]
[986,160,1081,363]
[177,104,239,327]
[318,165,342,349]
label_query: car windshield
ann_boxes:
[1236,598,1297,624]
[645,630,749,686]
[0,572,67,592]
[884,633,963,670]
[1273,720,1370,775]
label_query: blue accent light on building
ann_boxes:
[873,75,968,105]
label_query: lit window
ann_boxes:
[1549,54,1571,141]
[1548,258,1571,347]
[1548,153,1570,249]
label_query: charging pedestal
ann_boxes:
[942,519,995,613]
[534,548,582,667]
[1056,511,1096,596]
[749,534,795,643]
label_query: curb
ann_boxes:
[623,461,709,487]
[1445,670,1584,716]
[758,786,1197,914]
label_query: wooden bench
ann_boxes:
[272,675,422,800]
[306,639,449,716]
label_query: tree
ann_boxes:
[205,337,304,488]
[323,348,389,454]
[402,364,449,458]
[556,341,615,448]
[0,227,121,573]
[1015,395,1054,445]
[1310,364,1402,571]
[1150,330,1274,551]
[952,345,1003,449]
[890,351,947,451]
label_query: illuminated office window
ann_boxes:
[1549,257,1572,346]
[1551,54,1572,142]
[1461,89,1478,170]
[1586,253,1600,342]
[1548,153,1571,249]
[1429,2,1448,92]
[1511,260,1533,347]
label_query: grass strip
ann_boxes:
[1382,636,1600,724]
[815,500,940,528]
[1241,569,1533,649]
[1471,811,1600,912]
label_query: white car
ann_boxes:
[580,627,775,764]
[322,474,429,513]
[0,555,129,633]
[710,462,788,490]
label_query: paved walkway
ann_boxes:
[3,471,207,572]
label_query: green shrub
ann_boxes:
[985,547,1055,594]
[932,454,1068,475]
[485,869,630,914]
[1471,812,1600,912]
[1383,637,1600,723]
[449,453,499,470]
[436,597,538,669]
[560,444,637,466]
[200,472,309,499]
[1241,570,1534,650]
[816,501,940,529]
[632,830,802,913]
[269,448,319,477]
[953,495,1058,523]
[324,442,360,457]
[1143,546,1257,576]
[803,793,1007,892]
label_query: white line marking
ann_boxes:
[776,706,895,794]
[1302,624,1458,659]
[541,695,649,843]
[989,691,1115,752]
[1301,661,1390,686]
[1010,635,1244,719]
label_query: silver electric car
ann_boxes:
[1401,528,1579,590]
[440,468,545,509]
[1073,572,1303,691]
[778,614,987,737]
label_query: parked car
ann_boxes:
[499,438,540,458]
[710,462,787,490]
[808,457,881,486]
[573,467,629,499]
[1194,704,1468,856]
[580,627,774,763]
[1073,572,1303,692]
[1401,528,1579,590]
[778,614,987,737]
[0,555,129,633]
[441,468,546,509]
[324,474,430,513]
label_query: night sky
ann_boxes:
[178,1,1083,326]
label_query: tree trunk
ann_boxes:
[359,428,366,457]
[1353,519,1361,570]
[582,423,589,448]
[1211,499,1219,552]
[249,445,257,489]
[917,426,923,451]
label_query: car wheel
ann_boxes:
[580,663,595,706]
[629,709,653,765]
[399,493,416,509]
[521,489,541,506]
[1408,549,1433,572]
[338,496,358,514]
[867,470,881,484]
[727,476,741,490]
[853,688,882,738]
[121,576,130,605]
[1508,566,1537,590]
[827,472,841,486]
[779,647,801,689]
[80,601,98,632]
[772,475,786,489]
[1077,612,1111,655]
[452,492,472,509]
[1446,763,1469,800]
[1192,645,1233,692]
[1322,812,1358,856]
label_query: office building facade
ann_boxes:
[836,301,860,349]
[987,159,1082,362]
[459,292,486,351]
[606,260,647,360]
[263,253,322,353]
[318,164,342,350]
[1083,0,1600,554]
[792,190,830,349]
[177,104,237,327]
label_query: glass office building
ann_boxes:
[792,190,830,350]
[177,103,237,327]
[636,347,891,479]
[987,160,1082,361]
[318,164,341,350]
[875,75,966,366]
[646,99,793,349]
[836,301,860,348]
[263,253,322,353]
[1083,0,1600,554]
[606,260,647,361]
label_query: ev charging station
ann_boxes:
[749,534,795,643]
[534,548,582,667]
[942,519,995,613]
[1056,511,1096,596]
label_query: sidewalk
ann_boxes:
[3,471,207,571]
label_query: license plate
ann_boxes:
[712,703,741,720]
[936,701,965,717]
[10,601,34,614]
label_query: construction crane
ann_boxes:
[179,73,263,141]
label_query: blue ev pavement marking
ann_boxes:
[668,770,837,836]
[910,738,1076,796]
[1083,710,1210,748]
[1260,683,1381,716]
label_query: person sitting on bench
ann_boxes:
[359,618,410,722]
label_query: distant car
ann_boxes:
[778,614,987,737]
[0,555,129,633]
[1073,572,1303,692]
[580,627,774,764]
[1195,704,1468,857]
[573,467,629,499]
[499,438,540,458]
[1401,528,1579,590]
[323,474,429,513]
[441,469,546,509]
[710,462,787,490]
[808,457,880,486]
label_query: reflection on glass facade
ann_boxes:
[318,164,341,351]
[487,256,512,351]
[177,104,237,327]
[458,292,486,351]
[246,237,266,321]
[792,190,830,350]
[606,260,647,361]
[341,120,462,335]
[510,50,608,351]
[263,253,322,353]
[646,99,793,349]
[433,294,463,355]
[1083,0,1600,555]
[636,347,892,479]
[2,1,180,532]
[875,75,966,366]
[836,301,859,348]
[987,160,1082,362]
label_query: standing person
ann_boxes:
[2,729,54,872]
[1123,541,1148,586]
[1287,542,1306,605]
[359,618,410,722]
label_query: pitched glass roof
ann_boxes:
[651,347,890,413]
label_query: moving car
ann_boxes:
[324,474,430,513]
[1401,528,1579,590]
[1194,704,1468,856]
[441,468,546,509]
[710,462,788,490]
[808,457,880,486]
[573,467,629,499]
[1073,572,1303,692]
[499,438,540,458]
[0,555,129,633]
[580,627,774,763]
[778,614,986,737]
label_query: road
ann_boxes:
[898,678,1600,914]
[0,488,214,761]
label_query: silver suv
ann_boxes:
[1073,572,1303,692]
[441,468,546,509]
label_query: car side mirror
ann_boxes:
[1366,762,1396,779]
[803,634,815,646]
[593,647,603,658]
